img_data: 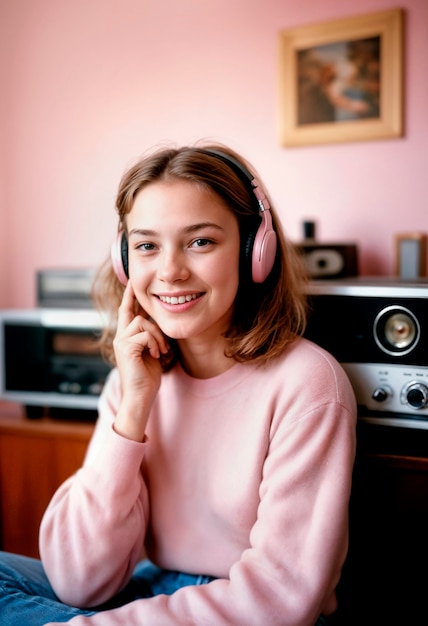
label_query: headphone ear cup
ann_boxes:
[111,231,129,286]
[243,227,257,272]
[250,211,277,283]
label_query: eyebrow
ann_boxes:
[128,222,225,237]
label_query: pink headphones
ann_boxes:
[111,150,277,286]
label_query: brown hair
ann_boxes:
[92,142,309,369]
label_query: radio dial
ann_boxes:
[401,382,428,410]
[372,387,392,403]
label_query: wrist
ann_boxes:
[114,401,151,442]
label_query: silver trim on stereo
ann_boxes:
[306,278,428,298]
[0,308,105,329]
[360,415,428,430]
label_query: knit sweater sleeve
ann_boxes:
[39,369,150,607]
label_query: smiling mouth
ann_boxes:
[158,293,203,305]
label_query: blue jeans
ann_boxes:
[0,550,331,625]
[0,551,215,625]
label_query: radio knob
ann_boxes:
[69,382,82,394]
[372,387,391,403]
[402,382,428,409]
[88,382,103,395]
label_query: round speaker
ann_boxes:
[373,305,420,356]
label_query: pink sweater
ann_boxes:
[40,338,357,626]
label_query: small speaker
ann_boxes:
[395,233,427,279]
[296,221,358,279]
[296,243,358,279]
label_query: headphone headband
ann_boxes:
[202,149,271,214]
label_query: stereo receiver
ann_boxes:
[0,309,111,418]
[304,278,428,430]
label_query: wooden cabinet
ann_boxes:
[333,423,428,626]
[0,402,93,558]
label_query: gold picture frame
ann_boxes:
[278,8,404,147]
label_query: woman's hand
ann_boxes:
[113,281,169,442]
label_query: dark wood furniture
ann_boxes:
[334,422,428,625]
[0,402,93,558]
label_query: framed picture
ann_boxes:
[278,8,404,147]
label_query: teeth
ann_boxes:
[159,294,199,305]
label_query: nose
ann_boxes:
[158,248,190,282]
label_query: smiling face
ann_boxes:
[126,179,241,346]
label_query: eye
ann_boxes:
[137,242,156,252]
[191,238,213,248]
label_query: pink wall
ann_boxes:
[1,0,427,308]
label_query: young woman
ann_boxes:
[0,144,357,625]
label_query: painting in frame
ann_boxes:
[278,8,404,147]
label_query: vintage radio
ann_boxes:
[0,308,111,418]
[294,221,358,279]
[304,278,428,429]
